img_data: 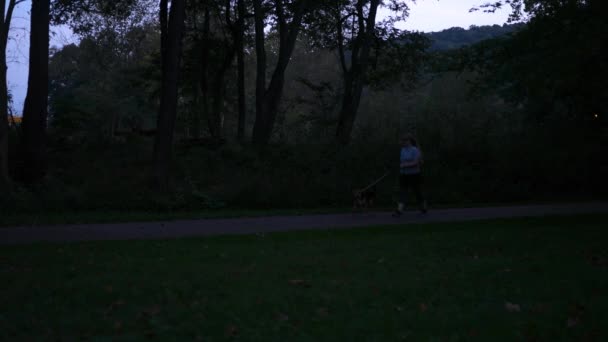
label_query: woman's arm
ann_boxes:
[400,157,420,168]
[400,150,421,168]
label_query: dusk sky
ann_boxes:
[6,0,510,114]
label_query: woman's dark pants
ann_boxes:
[399,173,425,209]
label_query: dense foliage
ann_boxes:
[1,0,606,213]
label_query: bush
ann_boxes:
[3,120,606,216]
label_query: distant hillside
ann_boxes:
[426,23,524,51]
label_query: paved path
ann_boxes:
[1,203,607,245]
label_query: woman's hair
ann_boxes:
[401,134,417,147]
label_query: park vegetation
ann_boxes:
[0,0,606,215]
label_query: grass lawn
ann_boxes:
[1,214,607,341]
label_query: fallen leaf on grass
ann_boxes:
[581,329,600,340]
[112,299,125,307]
[419,303,428,312]
[505,302,521,312]
[569,303,585,316]
[288,279,311,288]
[567,317,579,328]
[114,321,123,330]
[291,319,302,328]
[566,303,585,328]
[276,312,289,322]
[142,305,161,316]
[399,332,411,340]
[531,303,548,313]
[316,307,329,317]
[522,322,540,341]
[104,299,126,316]
[590,255,608,267]
[591,287,604,297]
[225,325,239,338]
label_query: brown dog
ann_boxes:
[352,187,376,212]
[352,172,389,213]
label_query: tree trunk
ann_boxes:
[0,52,9,193]
[251,0,266,146]
[253,65,287,145]
[334,0,380,145]
[235,0,246,142]
[199,6,212,138]
[0,0,21,193]
[154,0,186,191]
[336,72,364,145]
[20,0,50,184]
[209,47,236,139]
[208,81,224,139]
[251,0,306,146]
[191,90,201,138]
[0,0,18,193]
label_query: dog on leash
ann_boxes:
[352,187,376,212]
[352,171,389,213]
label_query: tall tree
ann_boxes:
[48,27,160,142]
[201,0,237,139]
[47,0,158,141]
[0,0,24,193]
[251,0,309,146]
[20,0,50,184]
[472,0,595,21]
[184,0,244,140]
[307,0,424,144]
[469,0,608,123]
[235,0,247,141]
[334,0,380,144]
[154,0,186,191]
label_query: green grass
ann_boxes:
[2,214,608,341]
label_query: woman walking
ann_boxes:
[393,134,427,216]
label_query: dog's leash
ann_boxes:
[359,171,391,193]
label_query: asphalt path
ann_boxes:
[1,202,607,245]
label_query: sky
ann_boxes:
[5,0,510,115]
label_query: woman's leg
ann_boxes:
[394,174,408,215]
[411,174,427,213]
